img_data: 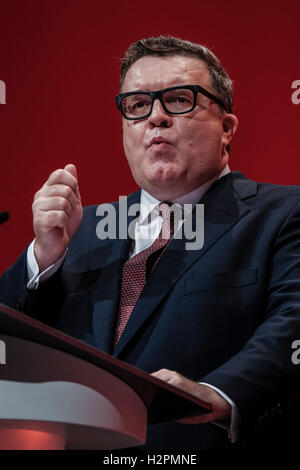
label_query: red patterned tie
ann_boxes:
[114,202,174,344]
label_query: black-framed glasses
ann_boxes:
[115,85,227,120]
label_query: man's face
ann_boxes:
[121,55,238,200]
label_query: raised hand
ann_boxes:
[32,164,83,272]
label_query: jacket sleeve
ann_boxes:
[0,248,64,327]
[0,206,96,325]
[201,199,300,433]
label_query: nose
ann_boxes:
[148,97,172,128]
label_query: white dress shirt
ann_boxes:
[26,163,240,442]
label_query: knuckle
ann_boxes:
[32,197,45,213]
[33,189,43,202]
[58,197,69,211]
[50,168,64,182]
[33,213,42,226]
[172,375,181,385]
[57,211,67,224]
[32,200,38,212]
[54,168,64,178]
[63,185,72,198]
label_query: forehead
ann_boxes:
[122,55,212,92]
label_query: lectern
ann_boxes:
[0,304,210,450]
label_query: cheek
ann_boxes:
[183,120,222,150]
[123,122,142,153]
[122,121,131,147]
[123,127,144,174]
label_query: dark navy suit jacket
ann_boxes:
[1,171,300,449]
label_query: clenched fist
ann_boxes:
[32,164,83,272]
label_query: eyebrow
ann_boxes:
[126,80,189,92]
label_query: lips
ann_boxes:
[148,137,171,147]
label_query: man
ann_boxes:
[0,36,299,450]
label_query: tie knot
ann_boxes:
[158,201,172,214]
[158,201,173,239]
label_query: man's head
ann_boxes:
[118,36,238,200]
[120,36,233,114]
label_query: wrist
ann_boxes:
[34,240,65,272]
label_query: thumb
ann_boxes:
[64,163,78,179]
[64,163,81,202]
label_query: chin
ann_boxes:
[135,166,184,195]
[147,174,179,189]
[144,179,184,200]
[149,164,180,182]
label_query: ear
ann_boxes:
[220,113,239,157]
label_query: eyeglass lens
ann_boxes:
[122,88,195,119]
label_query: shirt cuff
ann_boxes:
[26,240,67,290]
[200,382,241,443]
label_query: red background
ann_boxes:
[0,0,299,273]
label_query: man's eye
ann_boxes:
[166,96,191,104]
[133,101,147,109]
[176,97,187,103]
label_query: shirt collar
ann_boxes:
[139,164,231,223]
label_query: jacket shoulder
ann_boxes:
[231,171,300,202]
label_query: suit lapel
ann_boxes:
[113,172,257,357]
